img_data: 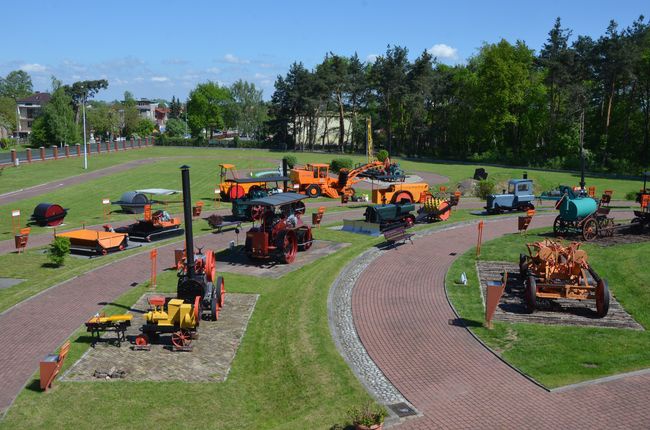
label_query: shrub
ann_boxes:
[348,402,387,427]
[47,237,70,266]
[376,149,389,162]
[625,190,639,201]
[282,155,297,169]
[330,157,353,173]
[475,179,496,200]
[0,137,10,149]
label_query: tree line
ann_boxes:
[268,16,650,172]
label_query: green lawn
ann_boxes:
[446,228,650,388]
[0,227,383,429]
[1,147,642,242]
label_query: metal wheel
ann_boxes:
[172,330,192,348]
[298,227,313,251]
[553,215,566,235]
[306,185,321,198]
[525,276,537,313]
[519,254,528,278]
[211,290,220,321]
[135,334,149,346]
[216,276,225,308]
[392,192,412,204]
[404,214,415,228]
[277,230,298,264]
[601,218,614,237]
[582,218,598,241]
[596,279,610,318]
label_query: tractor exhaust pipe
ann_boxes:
[180,165,195,279]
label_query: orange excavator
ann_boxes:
[290,161,384,200]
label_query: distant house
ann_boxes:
[16,92,51,137]
[154,107,169,131]
[135,99,156,121]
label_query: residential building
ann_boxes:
[16,92,51,137]
[154,107,169,131]
[136,98,156,121]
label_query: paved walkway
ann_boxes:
[352,214,650,429]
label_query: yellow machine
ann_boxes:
[372,182,430,204]
[135,295,201,350]
[85,313,133,347]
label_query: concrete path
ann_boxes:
[352,214,650,429]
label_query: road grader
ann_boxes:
[519,239,610,317]
[244,193,313,264]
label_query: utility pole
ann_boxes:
[579,108,585,190]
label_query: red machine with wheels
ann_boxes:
[30,203,68,226]
[244,193,313,264]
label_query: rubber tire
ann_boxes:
[596,279,610,318]
[525,276,537,313]
[306,185,321,198]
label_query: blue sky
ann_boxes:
[2,0,647,101]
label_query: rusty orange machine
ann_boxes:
[371,182,431,204]
[519,239,609,317]
[245,193,313,264]
[290,161,383,200]
[219,163,289,201]
[56,228,128,255]
[113,204,184,241]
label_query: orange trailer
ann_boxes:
[371,182,430,204]
[56,229,128,255]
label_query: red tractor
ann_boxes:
[244,193,313,264]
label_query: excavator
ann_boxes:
[290,161,384,201]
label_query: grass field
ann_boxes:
[0,227,383,429]
[446,228,650,388]
[1,146,643,242]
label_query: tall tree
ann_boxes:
[30,87,78,147]
[63,79,109,125]
[0,70,33,99]
[229,80,267,139]
[186,81,231,138]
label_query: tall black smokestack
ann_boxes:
[282,158,289,192]
[180,165,195,279]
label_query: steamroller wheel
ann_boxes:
[596,279,610,318]
[525,276,537,313]
[582,218,598,241]
[172,330,192,349]
[392,192,412,204]
[553,215,566,236]
[277,230,298,264]
[216,276,225,308]
[298,228,313,251]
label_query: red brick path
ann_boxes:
[353,214,650,429]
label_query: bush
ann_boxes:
[330,157,353,173]
[377,149,389,162]
[625,190,639,201]
[475,179,496,200]
[347,402,387,427]
[282,155,297,169]
[47,237,70,266]
[0,137,10,149]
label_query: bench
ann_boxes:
[383,226,414,248]
[213,220,241,233]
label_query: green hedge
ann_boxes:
[154,135,272,149]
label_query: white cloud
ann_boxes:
[427,44,458,61]
[366,54,378,64]
[259,63,275,69]
[224,54,250,64]
[151,76,169,82]
[20,63,47,73]
[254,72,269,79]
[206,67,221,74]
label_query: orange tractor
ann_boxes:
[290,161,384,200]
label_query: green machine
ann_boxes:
[553,186,613,241]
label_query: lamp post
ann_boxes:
[579,109,585,191]
[82,96,88,169]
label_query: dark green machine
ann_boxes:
[364,202,416,231]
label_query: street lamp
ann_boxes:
[82,95,88,169]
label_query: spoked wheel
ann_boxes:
[298,228,313,251]
[277,230,298,264]
[392,192,412,204]
[553,215,566,236]
[216,276,225,308]
[172,330,192,349]
[595,279,610,318]
[210,290,220,321]
[135,334,150,346]
[582,218,598,241]
[600,218,614,237]
[519,254,528,278]
[525,276,537,313]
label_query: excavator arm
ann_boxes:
[340,161,384,191]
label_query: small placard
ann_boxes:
[102,198,110,205]
[214,189,221,195]
[11,210,20,217]
[293,184,300,189]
